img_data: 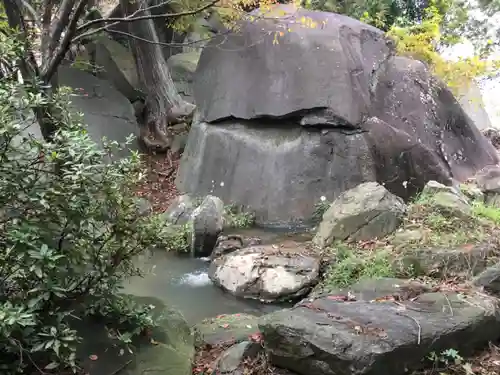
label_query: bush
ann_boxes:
[0,31,168,374]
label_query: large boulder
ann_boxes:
[22,66,139,160]
[259,291,500,375]
[313,182,407,248]
[209,243,321,302]
[176,5,498,227]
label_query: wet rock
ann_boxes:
[189,195,224,257]
[209,243,321,302]
[394,242,498,278]
[78,296,194,375]
[194,313,260,346]
[163,194,195,225]
[211,235,262,260]
[313,182,407,249]
[215,341,262,375]
[259,292,500,375]
[472,263,500,296]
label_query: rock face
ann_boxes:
[313,182,407,248]
[22,66,139,160]
[259,291,500,375]
[176,5,498,227]
[209,243,321,302]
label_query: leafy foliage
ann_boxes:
[0,27,169,374]
[387,0,500,94]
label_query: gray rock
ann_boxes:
[472,263,500,296]
[77,296,194,375]
[178,6,498,227]
[215,341,262,375]
[474,165,500,193]
[163,194,195,225]
[195,6,391,125]
[189,195,224,257]
[421,180,465,201]
[307,277,431,301]
[171,132,189,157]
[177,118,376,227]
[167,51,201,104]
[395,242,498,278]
[76,34,144,101]
[194,313,260,346]
[259,292,500,375]
[427,191,472,219]
[209,244,321,302]
[313,182,407,249]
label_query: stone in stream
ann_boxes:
[313,182,407,249]
[474,165,500,207]
[189,195,225,257]
[259,290,500,375]
[209,243,321,303]
[77,296,194,375]
[177,5,498,228]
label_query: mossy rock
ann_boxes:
[193,313,260,347]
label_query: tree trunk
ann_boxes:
[120,0,196,152]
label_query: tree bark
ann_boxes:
[120,0,196,152]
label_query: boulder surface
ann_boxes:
[177,5,498,227]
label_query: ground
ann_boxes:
[136,150,181,213]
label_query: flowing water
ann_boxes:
[122,228,313,323]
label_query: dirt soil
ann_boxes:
[136,150,181,213]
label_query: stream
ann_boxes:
[122,228,313,323]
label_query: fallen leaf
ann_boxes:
[89,354,98,361]
[327,295,348,301]
[150,338,159,345]
[221,324,229,329]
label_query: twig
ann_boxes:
[396,312,422,345]
[442,292,454,316]
[109,359,132,375]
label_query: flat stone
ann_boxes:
[194,313,260,346]
[259,292,500,375]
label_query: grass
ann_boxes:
[319,185,500,289]
[223,204,256,229]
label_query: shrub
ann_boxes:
[0,30,169,374]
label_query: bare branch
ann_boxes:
[43,0,90,82]
[40,0,54,66]
[72,0,218,43]
[49,0,77,56]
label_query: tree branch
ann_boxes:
[43,0,90,82]
[40,0,54,67]
[72,0,218,44]
[49,0,77,56]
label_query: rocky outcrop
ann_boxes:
[259,288,500,375]
[313,182,407,248]
[167,51,200,104]
[189,195,225,257]
[209,243,321,302]
[177,5,498,227]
